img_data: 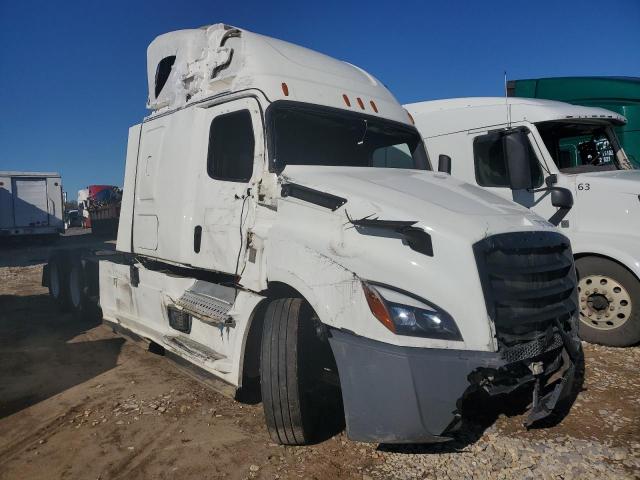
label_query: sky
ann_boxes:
[1,0,639,197]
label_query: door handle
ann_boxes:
[194,225,202,253]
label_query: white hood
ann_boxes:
[281,165,554,243]
[573,169,640,195]
[569,169,640,239]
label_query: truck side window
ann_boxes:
[207,110,255,182]
[154,56,176,98]
[537,121,622,173]
[474,132,543,188]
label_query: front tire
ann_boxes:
[260,298,312,445]
[576,256,640,347]
[259,297,343,445]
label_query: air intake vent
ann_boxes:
[473,232,577,346]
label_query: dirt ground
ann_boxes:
[1,231,639,479]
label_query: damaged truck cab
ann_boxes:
[47,25,581,444]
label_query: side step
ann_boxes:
[163,335,232,374]
[176,280,236,327]
[164,335,225,362]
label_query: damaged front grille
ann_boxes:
[501,332,563,364]
[474,232,578,348]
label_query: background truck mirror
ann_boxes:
[438,154,452,174]
[551,187,574,209]
[504,131,534,190]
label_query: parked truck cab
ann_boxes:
[407,97,640,347]
[46,26,581,444]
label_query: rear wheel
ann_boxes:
[260,298,340,445]
[576,256,640,347]
[48,253,70,311]
[68,258,99,321]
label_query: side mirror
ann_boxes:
[551,187,573,209]
[438,154,452,174]
[504,130,534,190]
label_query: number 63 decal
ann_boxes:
[577,183,591,191]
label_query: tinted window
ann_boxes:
[207,110,255,182]
[372,144,414,168]
[474,132,543,187]
[536,121,633,173]
[155,56,176,98]
[270,104,430,171]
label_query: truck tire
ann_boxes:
[260,298,318,445]
[576,256,640,347]
[48,253,70,311]
[68,257,99,321]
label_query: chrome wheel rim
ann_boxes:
[578,275,632,330]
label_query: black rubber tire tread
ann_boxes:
[48,251,70,312]
[260,298,310,445]
[576,256,640,347]
[68,256,101,322]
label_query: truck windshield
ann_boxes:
[537,121,635,173]
[268,103,431,172]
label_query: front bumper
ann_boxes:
[329,327,580,444]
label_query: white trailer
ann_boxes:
[43,25,581,444]
[0,171,64,239]
[406,97,640,346]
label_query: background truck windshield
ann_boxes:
[537,121,635,173]
[269,103,430,172]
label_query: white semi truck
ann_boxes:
[406,98,640,347]
[44,25,581,444]
[0,171,64,240]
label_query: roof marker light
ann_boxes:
[370,100,378,113]
[357,97,365,110]
[342,94,351,107]
[281,82,289,96]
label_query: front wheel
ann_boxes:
[260,298,340,445]
[576,256,640,347]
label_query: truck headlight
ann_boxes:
[362,281,462,341]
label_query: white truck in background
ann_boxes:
[77,188,89,227]
[0,171,64,240]
[406,98,640,347]
[43,25,582,445]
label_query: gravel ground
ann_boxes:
[369,344,640,480]
[0,236,638,479]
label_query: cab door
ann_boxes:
[190,97,264,275]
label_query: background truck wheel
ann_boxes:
[576,256,640,347]
[260,298,340,445]
[68,257,99,321]
[48,253,70,311]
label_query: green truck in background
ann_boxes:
[508,77,640,167]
